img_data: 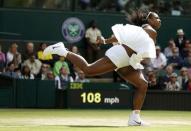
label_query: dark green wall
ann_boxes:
[0,8,191,49]
[0,8,125,42]
[0,77,56,108]
[0,78,191,110]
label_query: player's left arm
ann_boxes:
[143,26,157,44]
[96,35,118,45]
[142,26,157,62]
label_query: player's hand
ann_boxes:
[96,36,105,45]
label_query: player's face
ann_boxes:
[149,13,161,30]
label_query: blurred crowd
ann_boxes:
[144,28,191,91]
[78,0,190,15]
[0,41,90,90]
[0,20,102,87]
[1,0,191,16]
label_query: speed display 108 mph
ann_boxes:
[67,83,133,109]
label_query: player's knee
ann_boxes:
[82,67,95,76]
[142,82,148,92]
[136,81,148,92]
[141,82,148,92]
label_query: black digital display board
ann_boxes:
[67,83,133,109]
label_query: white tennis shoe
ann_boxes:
[43,42,68,57]
[128,112,148,126]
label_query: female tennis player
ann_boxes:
[43,10,161,126]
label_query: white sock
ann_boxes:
[132,110,141,121]
[133,110,140,114]
[57,46,68,57]
[62,50,69,57]
[53,42,69,57]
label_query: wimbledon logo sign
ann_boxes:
[62,17,85,43]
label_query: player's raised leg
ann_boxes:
[43,42,117,76]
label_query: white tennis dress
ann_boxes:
[105,24,156,70]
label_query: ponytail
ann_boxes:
[126,9,150,26]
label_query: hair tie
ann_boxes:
[146,12,152,20]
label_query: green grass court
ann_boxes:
[0,109,191,131]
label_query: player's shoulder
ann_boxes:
[142,24,157,38]
[142,24,157,34]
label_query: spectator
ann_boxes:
[177,67,188,90]
[185,74,191,92]
[158,0,170,14]
[165,73,181,91]
[0,44,6,72]
[46,70,55,80]
[23,53,42,76]
[85,20,102,62]
[97,0,114,11]
[89,0,100,10]
[37,43,53,64]
[54,0,67,9]
[14,67,21,78]
[181,40,191,58]
[184,51,191,67]
[71,45,81,55]
[75,70,90,82]
[2,62,19,78]
[79,0,90,10]
[36,63,50,80]
[151,46,167,70]
[55,66,73,108]
[164,39,177,58]
[53,56,70,76]
[167,47,183,69]
[174,29,186,55]
[184,1,191,15]
[142,58,153,75]
[68,45,81,79]
[144,66,154,77]
[147,70,160,90]
[55,66,73,90]
[20,65,34,79]
[70,65,81,80]
[118,0,135,12]
[171,0,184,16]
[6,43,22,69]
[140,0,153,11]
[187,67,191,76]
[116,0,129,12]
[22,42,35,61]
[41,0,67,9]
[158,65,174,88]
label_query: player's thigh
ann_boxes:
[117,66,147,87]
[88,56,117,75]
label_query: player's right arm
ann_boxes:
[96,35,118,45]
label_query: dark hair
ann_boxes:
[21,65,31,76]
[29,52,36,58]
[89,20,96,28]
[38,43,47,51]
[7,62,14,67]
[127,9,151,26]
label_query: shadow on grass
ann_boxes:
[67,125,126,128]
